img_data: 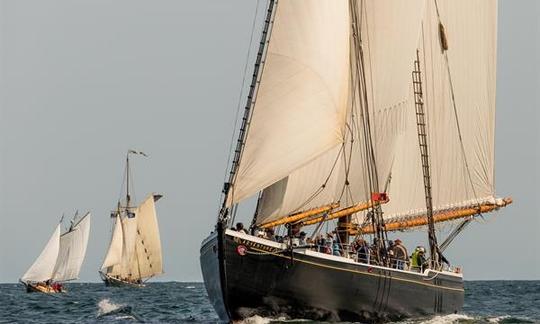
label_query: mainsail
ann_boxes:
[52,213,91,281]
[227,0,509,232]
[22,213,91,283]
[101,194,163,281]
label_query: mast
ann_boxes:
[126,152,131,208]
[220,0,277,223]
[412,49,440,265]
[349,0,387,260]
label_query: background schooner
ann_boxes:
[99,150,163,287]
[201,0,512,322]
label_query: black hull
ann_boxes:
[99,272,145,288]
[200,228,464,322]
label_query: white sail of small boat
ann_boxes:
[21,212,91,293]
[100,150,163,287]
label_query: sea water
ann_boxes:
[0,281,538,323]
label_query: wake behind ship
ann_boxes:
[201,0,511,322]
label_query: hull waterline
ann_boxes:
[21,281,66,294]
[200,228,464,322]
[99,272,145,288]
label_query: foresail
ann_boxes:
[53,213,91,282]
[130,194,163,279]
[101,215,123,270]
[22,224,61,282]
[229,0,351,206]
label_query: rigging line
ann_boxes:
[338,123,355,202]
[351,0,387,248]
[439,217,473,252]
[222,0,262,185]
[293,142,346,213]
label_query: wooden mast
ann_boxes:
[413,49,440,265]
[349,0,388,258]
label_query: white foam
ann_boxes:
[97,298,123,316]
[237,315,301,324]
[237,315,272,324]
[489,315,510,323]
[419,313,475,324]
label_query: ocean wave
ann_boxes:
[487,315,535,323]
[418,314,476,323]
[238,315,309,324]
[97,298,123,316]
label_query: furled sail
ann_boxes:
[229,0,351,206]
[380,0,499,224]
[21,225,61,282]
[53,213,91,281]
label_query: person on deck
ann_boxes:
[391,239,408,270]
[265,228,276,241]
[353,238,370,263]
[299,231,307,246]
[411,246,427,272]
[325,233,334,254]
[235,222,248,234]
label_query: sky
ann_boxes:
[0,0,538,283]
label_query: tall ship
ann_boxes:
[21,212,91,293]
[99,150,163,287]
[201,0,512,322]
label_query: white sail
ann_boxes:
[131,194,163,278]
[381,0,498,221]
[256,145,345,225]
[254,0,428,224]
[229,0,351,206]
[53,213,91,282]
[101,214,124,270]
[103,195,162,280]
[21,224,61,283]
[120,215,139,278]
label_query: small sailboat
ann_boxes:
[99,150,163,287]
[21,212,91,293]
